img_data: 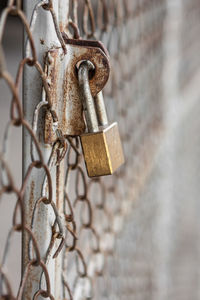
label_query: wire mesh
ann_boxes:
[0,0,200,300]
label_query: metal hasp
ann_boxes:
[44,37,110,143]
[78,61,124,177]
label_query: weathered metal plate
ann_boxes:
[44,39,110,143]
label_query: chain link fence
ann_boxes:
[0,0,200,299]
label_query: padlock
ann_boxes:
[78,60,124,177]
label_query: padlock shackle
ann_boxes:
[78,61,99,133]
[94,91,108,127]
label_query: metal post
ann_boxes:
[22,1,68,299]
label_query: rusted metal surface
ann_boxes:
[44,38,110,143]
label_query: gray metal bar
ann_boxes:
[94,91,108,127]
[22,1,68,299]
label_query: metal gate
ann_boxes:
[0,1,200,300]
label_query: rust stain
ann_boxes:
[44,50,60,143]
[44,110,56,143]
[22,180,35,300]
[40,38,45,45]
[29,181,35,217]
[59,21,65,33]
[62,62,86,136]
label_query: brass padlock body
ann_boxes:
[80,122,124,177]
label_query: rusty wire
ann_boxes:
[0,0,171,299]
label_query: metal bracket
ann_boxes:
[44,38,110,143]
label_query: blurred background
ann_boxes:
[1,1,200,300]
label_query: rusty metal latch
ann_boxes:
[44,37,110,143]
